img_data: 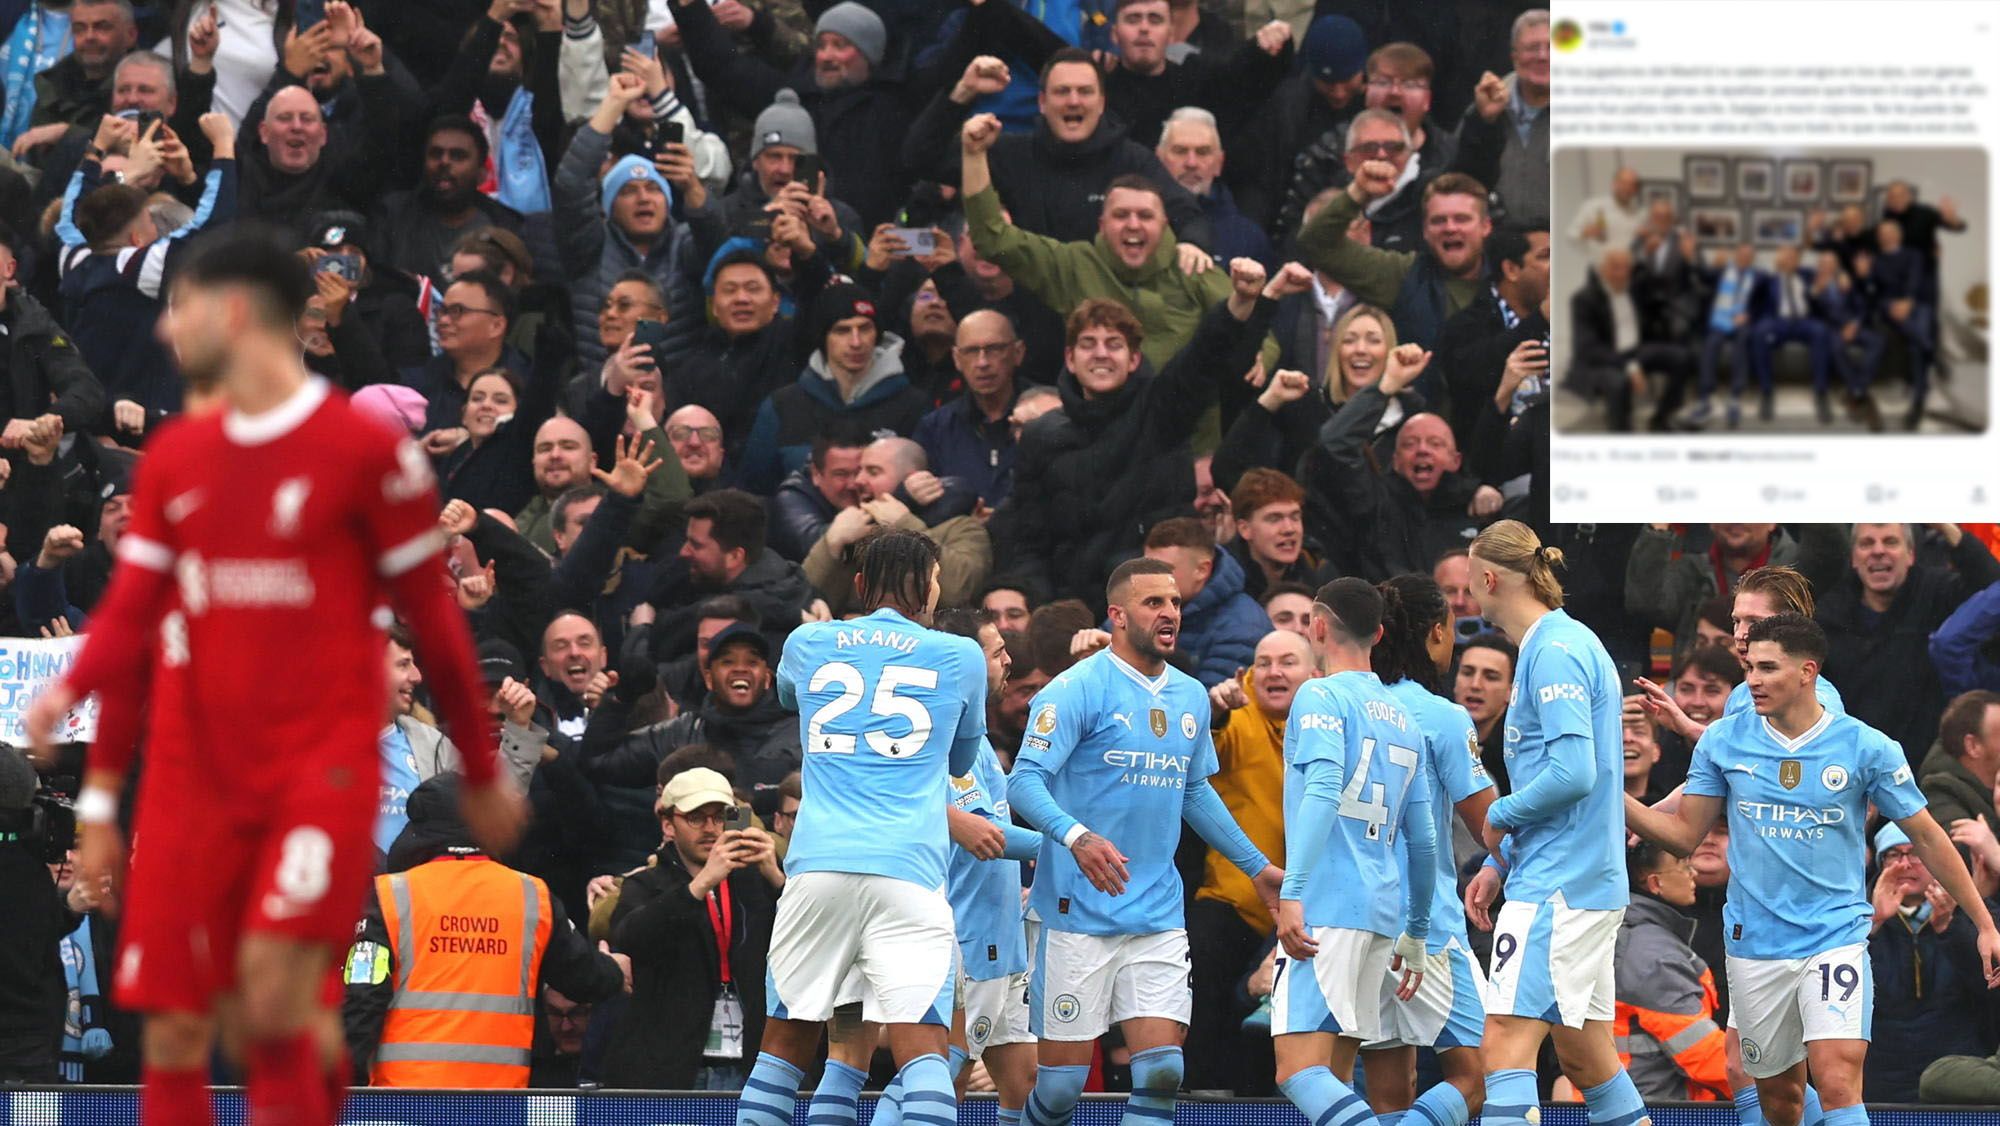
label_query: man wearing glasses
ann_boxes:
[403,270,529,433]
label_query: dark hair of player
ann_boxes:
[1743,613,1827,668]
[933,608,993,641]
[854,528,942,624]
[1459,631,1518,675]
[1313,576,1385,647]
[175,223,316,327]
[1106,557,1176,607]
[1374,574,1449,694]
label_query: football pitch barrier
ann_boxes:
[3,1091,1997,1126]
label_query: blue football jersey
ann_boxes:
[1386,678,1494,952]
[1684,705,1924,959]
[1284,670,1432,937]
[1010,650,1217,936]
[1490,608,1628,911]
[1726,676,1844,717]
[777,607,988,890]
[949,743,1029,980]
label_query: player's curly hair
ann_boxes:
[854,528,942,625]
[1737,565,1815,618]
[1374,574,1450,694]
[1469,520,1565,609]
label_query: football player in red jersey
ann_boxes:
[27,226,524,1126]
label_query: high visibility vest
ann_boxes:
[370,856,553,1088]
[1613,965,1730,1102]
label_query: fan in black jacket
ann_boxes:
[1568,249,1695,433]
[990,259,1287,609]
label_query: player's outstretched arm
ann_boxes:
[1623,790,1720,858]
[1898,808,2000,985]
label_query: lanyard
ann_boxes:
[706,880,733,985]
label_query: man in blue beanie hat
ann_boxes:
[1226,13,1370,228]
[554,71,728,369]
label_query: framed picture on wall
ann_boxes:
[1641,181,1682,214]
[1691,206,1743,245]
[1782,160,1822,203]
[1686,156,1728,200]
[1750,207,1804,245]
[1736,158,1777,201]
[1828,160,1872,203]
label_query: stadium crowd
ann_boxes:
[0,0,1689,1106]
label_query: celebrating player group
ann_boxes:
[25,235,1993,1126]
[737,512,2000,1126]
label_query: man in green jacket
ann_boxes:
[1922,690,2000,830]
[1295,148,1492,353]
[960,111,1277,376]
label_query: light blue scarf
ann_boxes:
[0,6,71,147]
[494,87,549,215]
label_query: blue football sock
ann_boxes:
[947,1046,970,1086]
[1819,1106,1867,1126]
[870,1074,904,1126]
[1802,1086,1826,1126]
[998,1108,1024,1126]
[1122,1046,1183,1126]
[739,1053,806,1126]
[1279,1066,1375,1126]
[1408,1082,1471,1126]
[1483,1068,1540,1126]
[810,1060,868,1126]
[1380,1112,1407,1126]
[893,1054,957,1126]
[1734,1086,1764,1126]
[1023,1064,1089,1126]
[1582,1070,1650,1126]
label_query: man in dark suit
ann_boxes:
[1747,243,1832,423]
[1808,249,1885,431]
[1569,247,1695,432]
[1865,218,1936,429]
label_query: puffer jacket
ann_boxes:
[551,120,731,371]
[1178,548,1271,689]
[737,335,930,495]
[991,297,1271,609]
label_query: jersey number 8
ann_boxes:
[806,662,939,758]
[1340,737,1420,842]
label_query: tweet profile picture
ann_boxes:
[1553,19,1582,51]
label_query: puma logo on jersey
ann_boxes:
[1110,712,1133,730]
[269,477,312,537]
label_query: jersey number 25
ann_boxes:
[807,662,939,758]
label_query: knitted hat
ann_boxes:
[601,154,675,216]
[814,1,886,68]
[351,384,429,435]
[752,89,817,156]
[1299,15,1367,83]
[809,282,879,351]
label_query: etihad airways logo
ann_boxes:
[1738,799,1847,840]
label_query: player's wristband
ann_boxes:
[75,787,117,826]
[1062,823,1092,849]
